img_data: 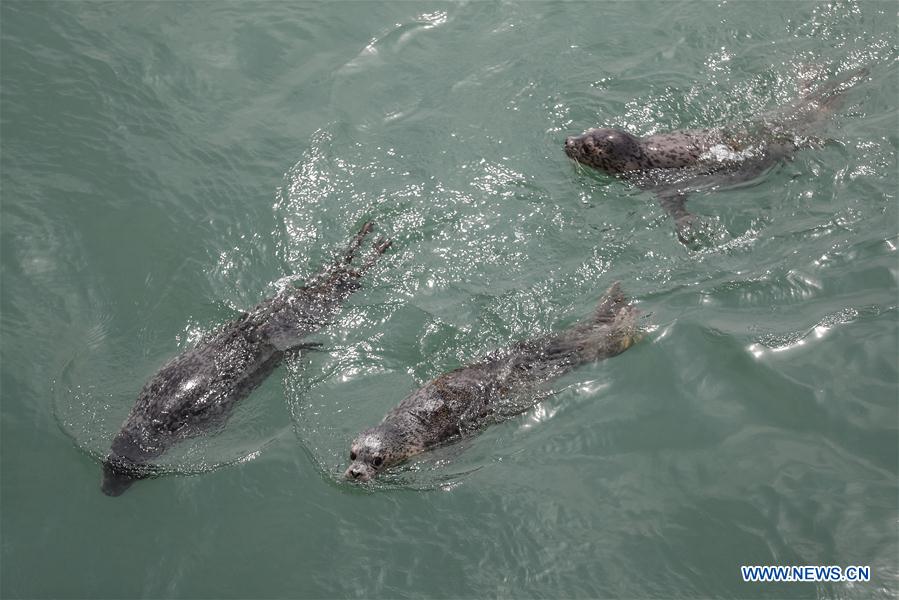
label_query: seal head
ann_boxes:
[344,423,416,482]
[564,128,647,173]
[101,457,141,497]
[100,429,161,496]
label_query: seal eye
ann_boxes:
[350,451,357,461]
[372,456,383,467]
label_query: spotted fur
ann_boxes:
[344,283,640,482]
[563,67,870,244]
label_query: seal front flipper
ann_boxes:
[261,312,322,351]
[654,190,702,247]
[653,190,731,249]
[280,340,325,356]
[655,190,692,222]
[293,341,323,351]
[266,331,325,352]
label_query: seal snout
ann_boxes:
[564,134,582,159]
[344,463,373,482]
[565,132,600,160]
[100,456,138,497]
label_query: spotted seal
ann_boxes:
[101,223,390,496]
[564,67,870,244]
[344,282,639,482]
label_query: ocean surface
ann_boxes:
[1,1,897,598]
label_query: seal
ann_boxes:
[101,222,390,496]
[564,67,870,244]
[344,282,640,482]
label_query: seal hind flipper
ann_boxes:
[310,225,392,293]
[294,341,324,351]
[781,66,871,130]
[310,221,379,285]
[545,284,640,359]
[803,66,870,108]
[592,281,626,322]
[591,284,640,350]
[265,225,391,350]
[348,237,392,278]
[343,221,376,261]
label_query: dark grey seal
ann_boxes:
[344,282,639,482]
[102,223,390,496]
[564,67,870,245]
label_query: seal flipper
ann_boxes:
[281,341,324,355]
[308,221,376,286]
[542,283,640,363]
[590,285,641,355]
[782,66,871,131]
[803,66,870,110]
[266,325,324,352]
[592,281,626,323]
[654,190,705,247]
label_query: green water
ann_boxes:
[1,1,897,598]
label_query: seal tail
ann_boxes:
[311,222,392,291]
[802,66,870,111]
[499,283,641,383]
[592,281,626,323]
[782,66,870,131]
[541,283,640,364]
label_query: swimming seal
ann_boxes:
[344,282,639,482]
[564,67,870,244]
[102,223,390,496]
